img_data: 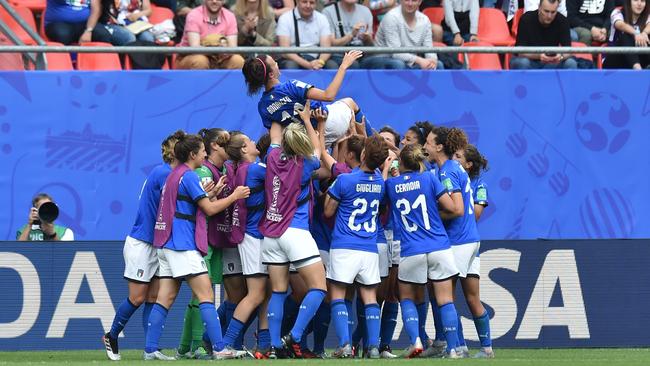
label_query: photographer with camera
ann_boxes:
[16,193,74,241]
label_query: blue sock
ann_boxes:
[400,299,419,345]
[439,302,460,353]
[109,298,139,339]
[217,301,227,331]
[223,301,237,335]
[300,321,312,350]
[430,297,445,342]
[355,108,373,137]
[222,317,244,348]
[380,301,398,347]
[352,296,366,347]
[258,328,271,349]
[268,291,287,347]
[474,311,492,347]
[457,315,466,347]
[331,299,350,347]
[282,296,300,336]
[199,302,225,352]
[365,303,381,348]
[142,302,154,339]
[144,303,168,353]
[416,302,429,346]
[345,300,355,342]
[290,289,326,342]
[234,312,256,350]
[313,302,330,353]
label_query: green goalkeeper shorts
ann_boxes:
[205,246,223,284]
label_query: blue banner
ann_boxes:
[0,70,648,241]
[1,240,648,350]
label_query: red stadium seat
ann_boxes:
[511,8,524,38]
[124,54,170,70]
[9,0,46,13]
[570,41,593,62]
[477,8,514,46]
[77,42,122,70]
[44,41,73,70]
[0,5,38,45]
[423,7,445,25]
[149,4,174,24]
[462,41,502,70]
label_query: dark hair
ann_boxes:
[174,134,204,163]
[346,135,366,163]
[379,126,400,147]
[463,144,489,179]
[407,121,434,145]
[432,126,468,158]
[161,130,185,164]
[225,132,247,162]
[363,135,389,171]
[198,128,229,156]
[400,144,426,173]
[623,0,649,25]
[242,54,271,96]
[541,0,559,5]
[256,133,271,161]
[32,193,53,207]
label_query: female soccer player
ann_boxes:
[219,132,272,354]
[453,144,493,358]
[323,135,389,359]
[103,130,184,361]
[241,50,368,147]
[425,127,494,359]
[145,134,250,360]
[385,144,462,359]
[259,102,328,359]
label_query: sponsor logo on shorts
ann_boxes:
[201,261,206,269]
[228,263,234,272]
[137,269,144,278]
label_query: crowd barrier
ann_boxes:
[1,239,648,350]
[0,70,647,241]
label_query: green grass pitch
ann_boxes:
[1,349,650,366]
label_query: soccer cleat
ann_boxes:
[254,347,270,359]
[473,347,495,358]
[214,345,246,360]
[459,345,470,358]
[267,346,291,359]
[402,337,424,358]
[202,338,213,354]
[332,344,353,358]
[193,347,212,360]
[102,333,121,361]
[442,349,463,359]
[379,345,398,359]
[301,348,318,359]
[315,351,330,359]
[143,350,176,361]
[367,346,380,359]
[281,333,304,358]
[174,349,194,360]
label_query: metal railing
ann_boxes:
[0,0,46,69]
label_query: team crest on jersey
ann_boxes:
[404,175,410,180]
[201,261,207,269]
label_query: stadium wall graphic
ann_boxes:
[1,70,649,241]
[1,240,649,350]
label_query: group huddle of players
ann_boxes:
[101,50,494,361]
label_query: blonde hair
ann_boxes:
[400,144,426,173]
[282,123,314,158]
[234,0,271,20]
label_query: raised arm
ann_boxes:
[306,50,363,101]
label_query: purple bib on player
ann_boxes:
[225,161,251,245]
[259,148,306,238]
[154,163,208,256]
[202,161,237,248]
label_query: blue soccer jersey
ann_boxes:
[311,181,332,252]
[129,164,172,244]
[438,159,480,245]
[471,175,488,207]
[245,162,266,239]
[328,169,385,253]
[385,171,450,257]
[164,170,208,251]
[258,80,325,129]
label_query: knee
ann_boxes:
[388,59,407,69]
[176,55,210,69]
[224,54,245,69]
[129,293,146,306]
[510,57,530,69]
[45,23,75,45]
[280,59,300,69]
[562,57,578,69]
[324,59,340,69]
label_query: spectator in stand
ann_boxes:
[374,0,443,69]
[44,0,112,45]
[176,0,245,69]
[174,0,202,43]
[152,0,177,11]
[98,0,155,45]
[322,0,401,68]
[17,193,74,241]
[233,0,277,46]
[442,0,480,45]
[276,0,338,69]
[567,0,614,44]
[525,0,567,16]
[269,0,294,18]
[510,0,578,69]
[603,0,650,69]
